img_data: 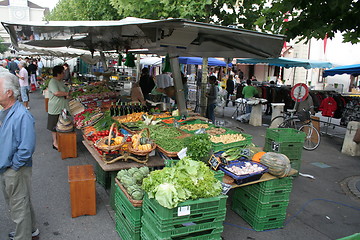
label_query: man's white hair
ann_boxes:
[18,61,26,67]
[0,72,20,98]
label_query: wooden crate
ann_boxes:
[57,131,77,159]
[68,165,96,218]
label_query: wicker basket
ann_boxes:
[94,123,125,152]
[115,178,143,207]
[128,128,156,156]
[156,145,179,158]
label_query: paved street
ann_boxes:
[1,91,359,240]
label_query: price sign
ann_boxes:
[221,182,232,195]
[209,155,221,170]
[177,206,191,216]
[271,141,280,152]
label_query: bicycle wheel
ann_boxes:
[279,118,298,129]
[269,116,285,128]
[299,124,320,150]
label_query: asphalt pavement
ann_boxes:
[1,91,359,240]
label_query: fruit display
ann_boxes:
[113,112,146,123]
[74,108,102,128]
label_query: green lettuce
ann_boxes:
[142,157,222,209]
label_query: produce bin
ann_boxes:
[266,128,306,143]
[219,161,268,185]
[95,163,111,189]
[212,132,253,152]
[264,138,304,160]
[141,194,227,239]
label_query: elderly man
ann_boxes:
[0,72,39,240]
[0,60,9,72]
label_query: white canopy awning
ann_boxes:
[2,17,286,59]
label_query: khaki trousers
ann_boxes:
[0,167,36,240]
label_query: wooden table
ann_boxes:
[82,138,165,172]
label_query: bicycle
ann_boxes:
[270,109,321,151]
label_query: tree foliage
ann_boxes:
[45,0,122,21]
[0,38,8,54]
[256,0,360,43]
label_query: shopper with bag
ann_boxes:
[47,65,70,150]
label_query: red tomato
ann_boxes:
[126,136,132,142]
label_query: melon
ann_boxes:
[260,152,291,178]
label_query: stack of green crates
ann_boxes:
[264,128,306,175]
[114,182,142,240]
[232,177,293,231]
[141,194,228,239]
[95,163,111,189]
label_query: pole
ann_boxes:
[200,58,208,117]
[168,52,187,116]
[136,54,141,82]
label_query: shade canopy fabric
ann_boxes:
[323,64,360,77]
[236,57,332,69]
[178,57,232,67]
[2,17,285,59]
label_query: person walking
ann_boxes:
[139,67,155,100]
[0,72,39,240]
[242,79,258,113]
[206,75,218,123]
[16,61,30,110]
[8,58,19,75]
[47,65,70,150]
[225,75,235,107]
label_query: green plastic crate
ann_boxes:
[337,233,360,240]
[212,132,253,152]
[114,184,142,227]
[289,159,301,176]
[179,120,213,133]
[244,179,293,194]
[232,200,286,231]
[164,158,180,167]
[141,222,223,240]
[109,172,117,210]
[115,213,141,240]
[257,177,293,189]
[266,128,306,143]
[95,163,110,189]
[232,192,289,218]
[142,194,227,223]
[213,170,224,182]
[141,210,225,238]
[264,138,303,159]
[235,185,292,204]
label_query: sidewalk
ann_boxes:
[1,91,359,240]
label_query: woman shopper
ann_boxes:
[47,65,70,150]
[225,75,235,107]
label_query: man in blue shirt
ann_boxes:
[0,72,39,240]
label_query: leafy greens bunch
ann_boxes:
[185,134,212,162]
[142,157,222,209]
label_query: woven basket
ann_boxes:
[156,145,179,158]
[115,178,142,207]
[94,123,125,152]
[128,128,156,156]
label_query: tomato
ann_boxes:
[105,130,109,135]
[126,136,132,142]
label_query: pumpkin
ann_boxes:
[252,151,266,163]
[260,152,291,178]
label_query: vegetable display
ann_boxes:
[116,167,150,200]
[224,162,266,176]
[210,133,246,144]
[142,157,222,209]
[185,134,212,162]
[260,152,291,178]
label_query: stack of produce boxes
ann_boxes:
[264,128,306,175]
[141,194,228,239]
[232,177,293,231]
[114,179,142,240]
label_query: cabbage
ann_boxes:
[139,167,150,176]
[128,168,138,176]
[133,171,144,183]
[131,190,144,200]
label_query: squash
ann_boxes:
[260,152,291,178]
[252,151,266,163]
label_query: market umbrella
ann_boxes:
[236,57,332,69]
[178,57,232,67]
[323,64,360,77]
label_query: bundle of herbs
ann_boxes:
[185,134,213,163]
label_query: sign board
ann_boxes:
[209,155,221,170]
[291,83,309,102]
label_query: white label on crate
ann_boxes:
[177,206,191,216]
[221,182,232,195]
[177,148,187,159]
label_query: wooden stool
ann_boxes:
[68,165,96,218]
[57,131,77,159]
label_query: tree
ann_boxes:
[0,38,8,54]
[109,0,266,27]
[256,0,360,43]
[45,0,122,21]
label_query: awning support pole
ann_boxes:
[200,57,208,117]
